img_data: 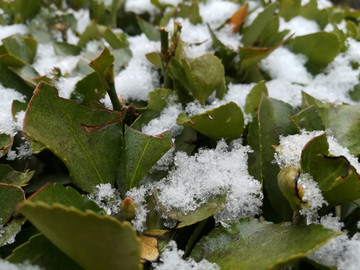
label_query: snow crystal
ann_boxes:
[338,233,360,270]
[153,241,219,270]
[279,16,320,36]
[124,0,157,15]
[0,24,28,43]
[0,86,25,136]
[55,75,83,99]
[261,39,360,107]
[274,130,324,169]
[88,183,122,216]
[6,140,32,161]
[33,43,80,76]
[274,130,360,172]
[261,47,312,83]
[125,184,152,232]
[142,102,183,137]
[0,259,42,270]
[114,34,160,101]
[156,139,263,224]
[298,173,327,224]
[199,0,239,29]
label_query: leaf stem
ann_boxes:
[107,81,121,111]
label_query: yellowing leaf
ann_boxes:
[227,3,248,33]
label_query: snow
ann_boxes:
[142,101,183,137]
[153,241,219,270]
[279,16,321,36]
[199,0,239,29]
[0,259,42,270]
[114,34,160,101]
[0,24,28,44]
[71,9,90,34]
[33,43,80,77]
[156,139,263,225]
[55,75,83,99]
[88,183,122,216]
[297,173,327,224]
[274,130,360,172]
[6,140,32,161]
[124,0,158,15]
[0,86,25,136]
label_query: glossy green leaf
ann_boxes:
[0,184,25,225]
[242,2,278,46]
[288,32,340,72]
[168,53,226,105]
[30,183,104,214]
[2,34,37,65]
[327,104,360,156]
[156,193,226,228]
[0,164,34,186]
[89,47,114,90]
[245,80,268,115]
[300,133,360,206]
[7,233,82,270]
[191,218,340,270]
[117,126,172,192]
[104,28,129,49]
[301,91,332,124]
[24,82,123,192]
[0,133,12,158]
[137,17,160,41]
[248,94,298,222]
[290,105,325,131]
[177,102,244,140]
[19,201,141,270]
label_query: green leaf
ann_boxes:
[300,0,329,29]
[2,34,37,65]
[70,72,107,107]
[104,28,129,49]
[177,2,202,25]
[168,53,226,105]
[137,17,160,41]
[156,193,226,229]
[117,126,173,193]
[9,66,40,88]
[19,201,141,270]
[191,218,341,270]
[7,233,82,270]
[300,133,360,206]
[0,164,34,186]
[290,105,325,131]
[301,91,332,124]
[242,2,278,46]
[89,47,114,90]
[24,82,123,192]
[12,0,41,23]
[0,133,13,158]
[327,104,360,156]
[0,184,25,225]
[0,66,34,99]
[53,42,82,56]
[279,0,301,21]
[288,32,340,73]
[177,102,244,140]
[30,183,104,214]
[245,80,268,115]
[78,21,107,47]
[248,94,298,222]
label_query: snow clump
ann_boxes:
[153,241,219,270]
[88,183,122,215]
[0,259,42,270]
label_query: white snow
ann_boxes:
[156,140,263,225]
[0,24,28,44]
[0,259,42,270]
[153,241,219,270]
[199,0,239,29]
[279,16,321,36]
[114,34,160,101]
[0,86,25,136]
[88,183,122,216]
